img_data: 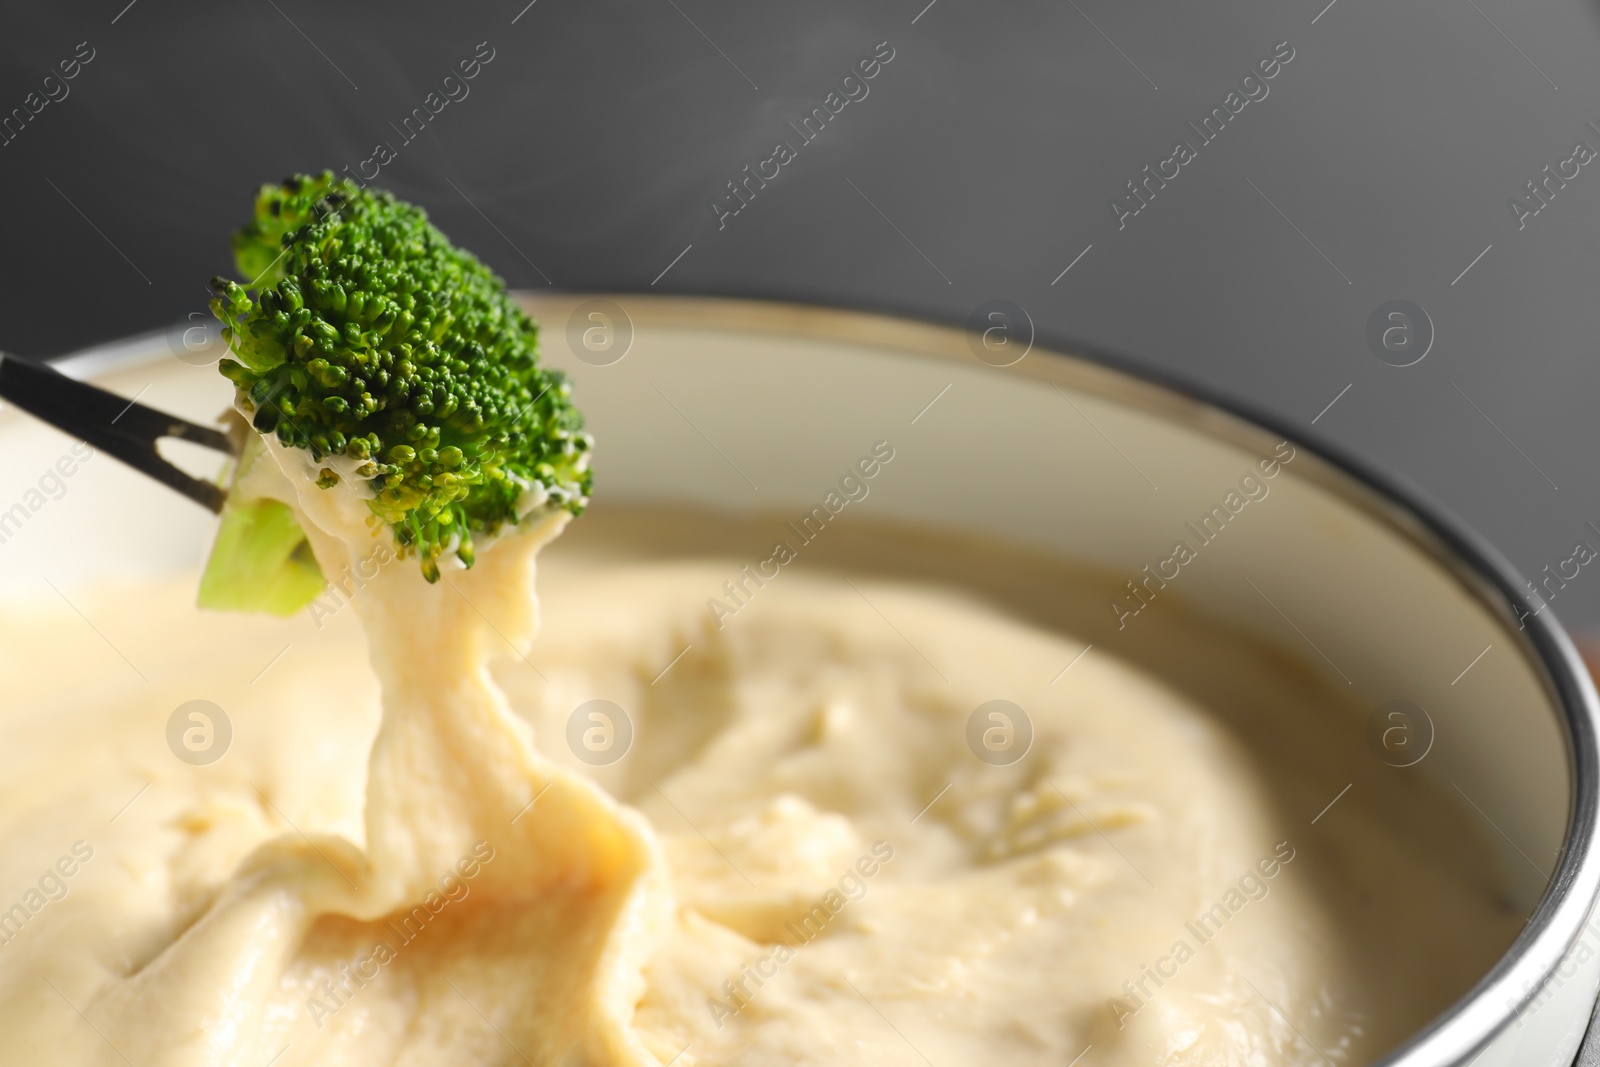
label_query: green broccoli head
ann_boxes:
[202,172,591,609]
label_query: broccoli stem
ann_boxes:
[197,495,325,615]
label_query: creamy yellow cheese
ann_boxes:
[0,501,1517,1067]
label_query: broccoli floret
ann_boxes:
[199,172,591,612]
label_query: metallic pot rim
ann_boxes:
[63,293,1600,1066]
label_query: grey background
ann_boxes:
[2,0,1599,626]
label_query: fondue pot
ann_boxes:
[5,295,1596,1067]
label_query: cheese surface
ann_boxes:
[0,505,1518,1066]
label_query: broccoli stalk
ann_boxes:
[198,172,591,613]
[198,430,325,615]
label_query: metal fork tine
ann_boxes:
[0,353,236,513]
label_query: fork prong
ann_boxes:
[0,353,235,513]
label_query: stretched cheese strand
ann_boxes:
[87,439,669,1066]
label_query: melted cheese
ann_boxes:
[0,501,1517,1066]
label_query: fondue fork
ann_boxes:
[0,352,236,513]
